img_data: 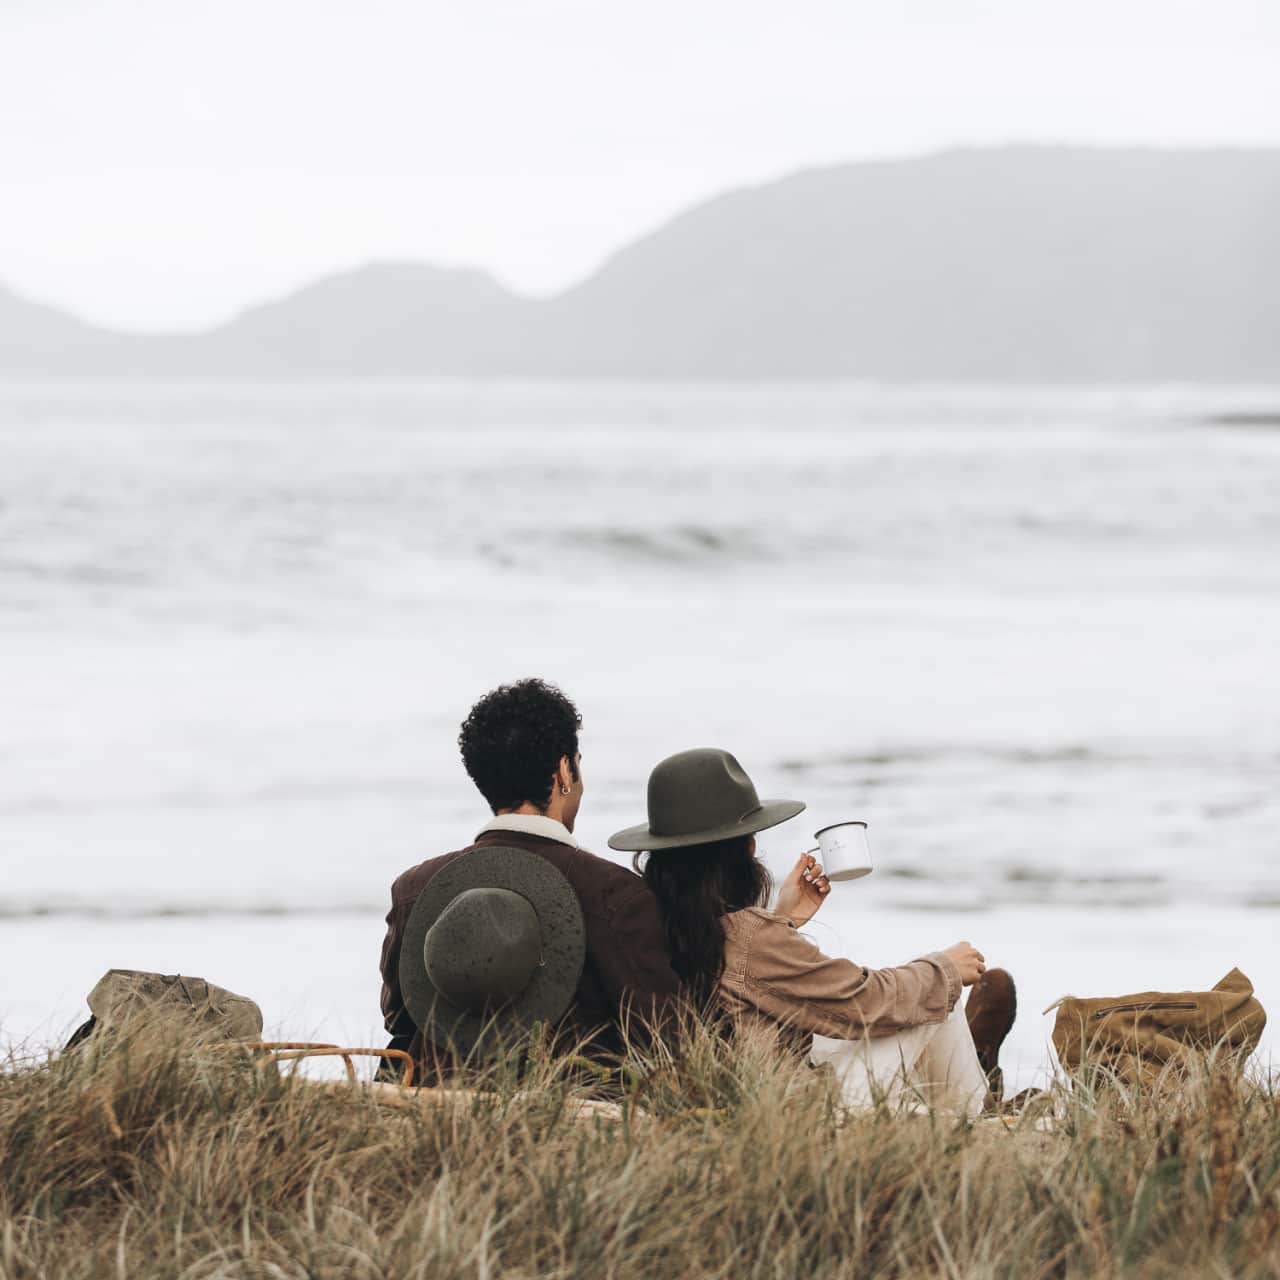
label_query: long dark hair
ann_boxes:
[635,836,772,1008]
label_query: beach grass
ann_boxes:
[1,1022,1277,1278]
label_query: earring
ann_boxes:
[560,785,570,796]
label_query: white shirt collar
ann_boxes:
[478,813,579,849]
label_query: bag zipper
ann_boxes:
[1090,1001,1198,1020]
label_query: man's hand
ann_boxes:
[943,941,986,986]
[775,851,830,927]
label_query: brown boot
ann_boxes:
[965,967,1017,1104]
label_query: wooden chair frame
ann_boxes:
[228,1041,415,1087]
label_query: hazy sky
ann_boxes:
[3,0,1278,329]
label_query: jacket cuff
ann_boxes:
[927,951,964,1009]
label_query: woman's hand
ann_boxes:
[943,941,986,986]
[775,851,830,927]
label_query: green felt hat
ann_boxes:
[399,845,586,1057]
[608,747,805,853]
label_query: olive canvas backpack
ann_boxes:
[64,969,263,1049]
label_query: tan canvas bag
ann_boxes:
[66,969,263,1048]
[1050,967,1266,1086]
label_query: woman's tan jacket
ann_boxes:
[718,906,963,1048]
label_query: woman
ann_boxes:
[608,747,1017,1116]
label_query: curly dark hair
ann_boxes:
[459,678,582,813]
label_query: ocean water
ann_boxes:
[2,380,1278,1079]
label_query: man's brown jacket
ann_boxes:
[380,822,684,1073]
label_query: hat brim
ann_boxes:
[399,845,585,1058]
[607,798,806,853]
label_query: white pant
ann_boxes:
[809,1005,988,1119]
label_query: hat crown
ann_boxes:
[646,748,761,839]
[423,887,541,1012]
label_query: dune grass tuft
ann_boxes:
[1,1023,1277,1278]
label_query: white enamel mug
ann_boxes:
[813,821,873,882]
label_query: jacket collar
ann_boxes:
[478,813,579,849]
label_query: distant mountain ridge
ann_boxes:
[3,146,1278,380]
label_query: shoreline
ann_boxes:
[4,901,1274,1089]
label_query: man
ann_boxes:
[379,678,683,1074]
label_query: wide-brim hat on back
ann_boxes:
[608,748,805,852]
[399,845,585,1057]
